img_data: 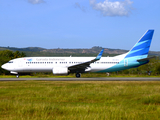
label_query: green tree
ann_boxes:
[14,51,21,58]
[21,52,26,57]
[0,50,14,59]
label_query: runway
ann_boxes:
[0,77,160,81]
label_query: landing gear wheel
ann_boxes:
[76,73,81,78]
[16,74,19,78]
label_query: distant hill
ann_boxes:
[0,46,46,52]
[0,46,159,57]
[41,46,127,54]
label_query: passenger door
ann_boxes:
[124,59,128,66]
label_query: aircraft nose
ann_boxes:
[1,64,8,70]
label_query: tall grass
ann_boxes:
[0,81,160,119]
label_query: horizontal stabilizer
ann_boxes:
[137,56,156,62]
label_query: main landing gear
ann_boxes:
[16,74,19,78]
[76,73,81,78]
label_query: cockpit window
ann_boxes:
[8,61,13,63]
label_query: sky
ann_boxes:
[0,0,160,51]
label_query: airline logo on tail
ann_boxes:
[125,30,154,59]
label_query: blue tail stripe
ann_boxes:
[134,40,148,47]
[125,47,150,58]
[125,30,154,59]
[131,40,151,51]
[128,48,143,55]
[140,30,154,42]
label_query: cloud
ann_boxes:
[75,2,86,12]
[28,0,45,4]
[90,0,133,17]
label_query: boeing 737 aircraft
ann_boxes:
[1,30,154,78]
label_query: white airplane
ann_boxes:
[1,30,154,78]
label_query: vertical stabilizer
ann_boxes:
[125,30,154,59]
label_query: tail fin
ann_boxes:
[125,30,154,59]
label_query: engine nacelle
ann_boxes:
[52,67,68,75]
[85,67,91,72]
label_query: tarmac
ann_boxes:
[0,77,160,81]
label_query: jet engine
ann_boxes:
[52,67,69,75]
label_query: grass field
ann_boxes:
[0,81,160,120]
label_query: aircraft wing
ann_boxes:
[68,49,104,71]
[137,56,156,62]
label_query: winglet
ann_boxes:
[95,49,104,60]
